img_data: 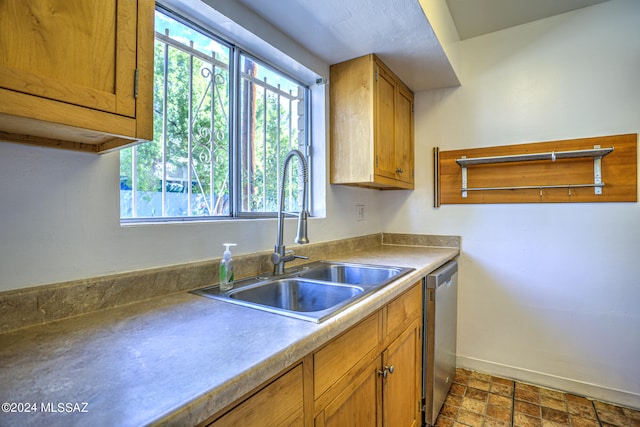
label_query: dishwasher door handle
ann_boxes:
[427,259,458,289]
[440,277,453,288]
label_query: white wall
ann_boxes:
[0,134,380,293]
[381,0,640,407]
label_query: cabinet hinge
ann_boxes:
[376,155,379,167]
[134,69,139,99]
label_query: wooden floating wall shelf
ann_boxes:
[435,134,637,205]
[457,147,613,197]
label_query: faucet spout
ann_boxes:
[272,149,310,275]
[295,210,309,244]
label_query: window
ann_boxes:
[120,7,310,221]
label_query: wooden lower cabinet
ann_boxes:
[315,321,421,427]
[314,281,423,427]
[206,364,304,427]
[206,281,423,427]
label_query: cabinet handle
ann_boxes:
[396,168,404,174]
[377,365,395,378]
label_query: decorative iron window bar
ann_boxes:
[135,28,304,217]
[456,146,614,197]
[135,27,232,218]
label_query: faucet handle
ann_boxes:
[284,250,308,260]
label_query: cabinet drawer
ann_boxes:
[386,281,422,340]
[207,364,304,427]
[313,312,381,399]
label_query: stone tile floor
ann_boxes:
[435,368,640,427]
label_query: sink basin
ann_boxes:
[229,279,363,312]
[191,261,414,322]
[298,262,406,285]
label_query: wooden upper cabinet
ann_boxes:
[0,0,154,153]
[330,53,414,190]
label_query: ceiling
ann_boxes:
[446,0,610,40]
[235,0,610,91]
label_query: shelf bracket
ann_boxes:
[593,145,603,195]
[461,156,468,198]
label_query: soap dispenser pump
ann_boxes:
[219,243,237,291]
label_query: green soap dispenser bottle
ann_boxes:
[219,243,237,291]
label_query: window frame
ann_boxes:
[120,4,313,224]
[231,48,312,219]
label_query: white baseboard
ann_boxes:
[456,355,640,410]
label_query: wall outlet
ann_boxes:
[356,204,365,221]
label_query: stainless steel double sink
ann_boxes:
[191,261,414,322]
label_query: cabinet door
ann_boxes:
[382,325,421,427]
[0,0,137,117]
[315,357,381,427]
[395,85,414,185]
[208,365,304,427]
[374,64,398,181]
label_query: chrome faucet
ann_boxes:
[271,149,310,275]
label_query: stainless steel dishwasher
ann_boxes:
[422,259,458,426]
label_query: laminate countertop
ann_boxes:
[0,245,458,426]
